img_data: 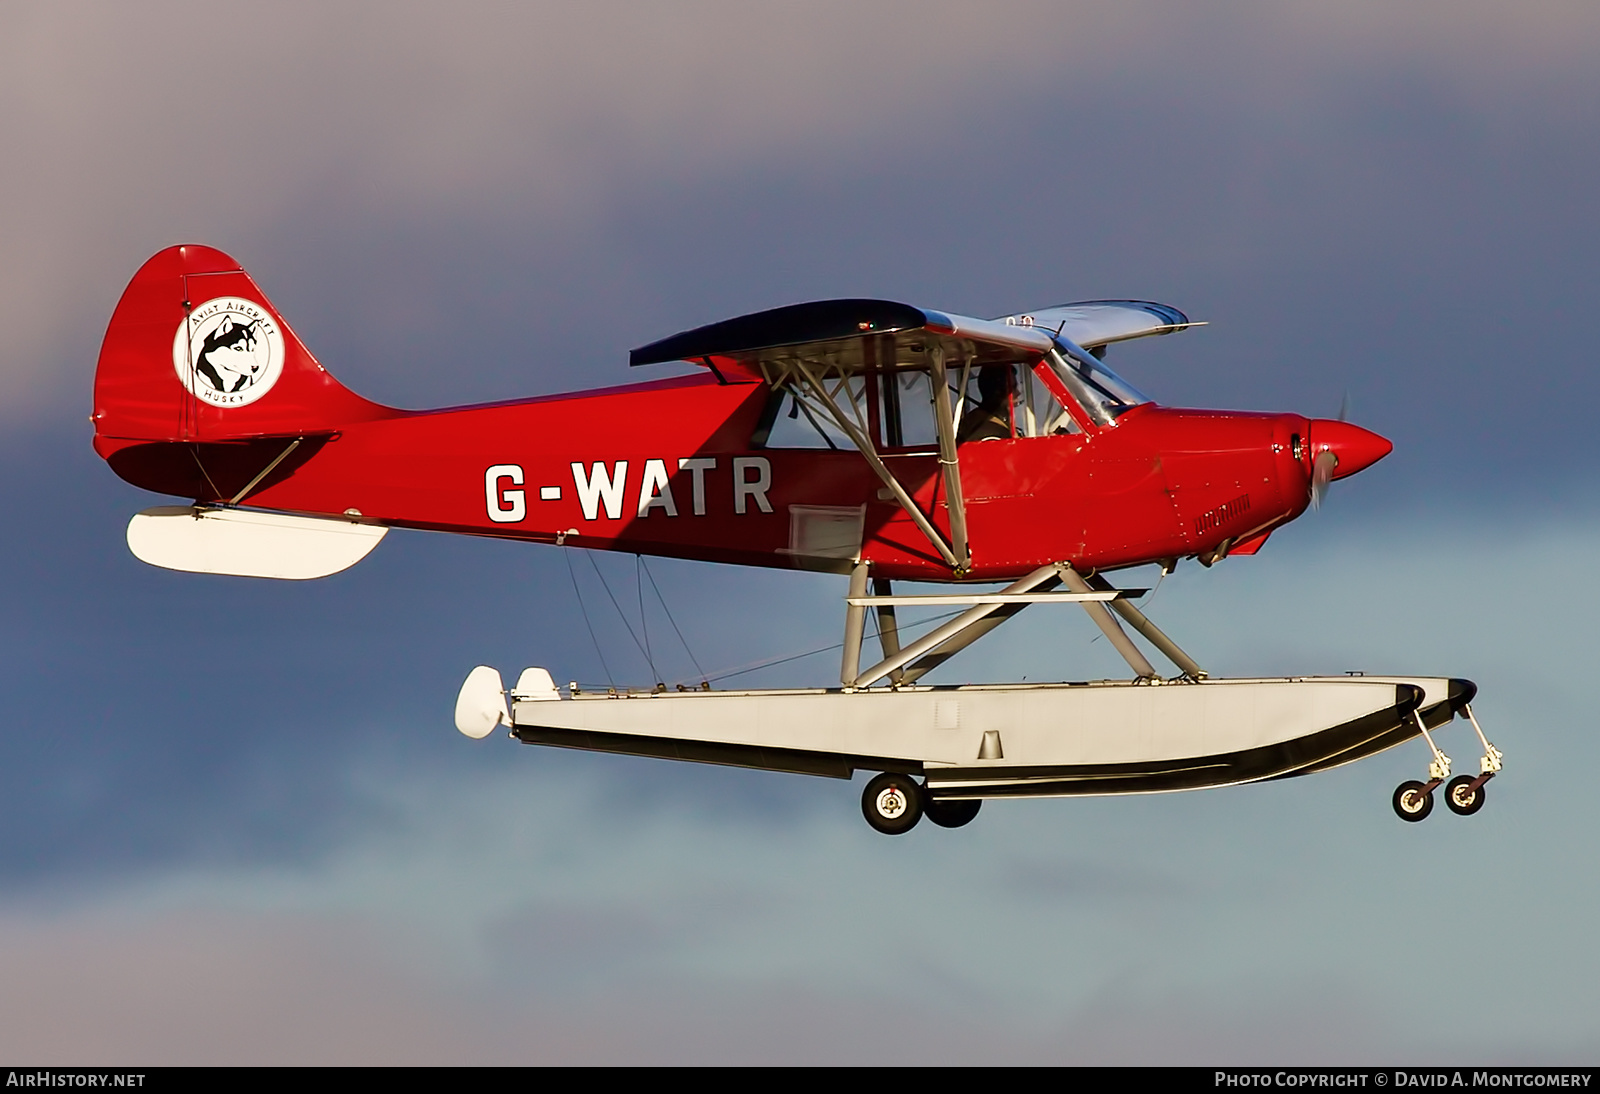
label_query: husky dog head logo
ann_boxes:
[172,297,286,408]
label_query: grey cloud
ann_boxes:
[5,1,1600,419]
[0,907,1398,1063]
[0,911,492,1065]
[0,1,1098,406]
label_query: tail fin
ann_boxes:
[93,245,394,454]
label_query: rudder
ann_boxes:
[92,245,394,453]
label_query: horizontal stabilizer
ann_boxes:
[126,506,386,579]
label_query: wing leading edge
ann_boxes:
[994,300,1196,349]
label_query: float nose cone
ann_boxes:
[1307,419,1392,481]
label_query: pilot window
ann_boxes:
[1041,347,1150,427]
[750,359,1109,450]
[947,363,1094,440]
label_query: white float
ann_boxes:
[480,671,1472,798]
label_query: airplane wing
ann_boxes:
[992,300,1196,350]
[626,297,1191,575]
[631,299,1062,575]
[629,299,1054,371]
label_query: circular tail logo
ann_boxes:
[173,297,285,408]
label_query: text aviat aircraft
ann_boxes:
[93,245,1503,834]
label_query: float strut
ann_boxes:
[841,560,870,688]
[872,578,905,687]
[1059,567,1156,680]
[1086,572,1206,679]
[852,563,1064,689]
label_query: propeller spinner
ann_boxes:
[1306,419,1392,508]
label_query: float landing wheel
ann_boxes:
[924,795,981,829]
[862,772,923,835]
[1445,774,1488,816]
[1392,780,1434,822]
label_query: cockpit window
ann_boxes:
[1044,343,1150,427]
[749,339,1151,450]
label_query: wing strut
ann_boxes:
[927,345,971,572]
[789,361,967,572]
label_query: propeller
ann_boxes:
[1304,409,1392,509]
[1310,448,1339,510]
[1312,391,1344,509]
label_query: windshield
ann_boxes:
[1045,342,1151,426]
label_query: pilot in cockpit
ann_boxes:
[957,365,1015,443]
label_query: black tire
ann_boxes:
[1392,780,1433,822]
[1445,775,1486,816]
[924,795,981,829]
[862,772,923,835]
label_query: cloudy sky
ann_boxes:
[3,1,1598,1063]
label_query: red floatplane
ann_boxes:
[92,245,1502,833]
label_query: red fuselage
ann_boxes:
[93,245,1392,582]
[100,370,1383,581]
